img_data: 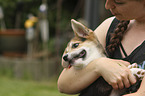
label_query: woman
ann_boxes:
[58,0,145,96]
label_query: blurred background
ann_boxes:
[0,0,112,96]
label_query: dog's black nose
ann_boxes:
[63,54,68,61]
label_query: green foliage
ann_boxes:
[0,0,41,28]
[0,0,17,8]
[0,0,80,33]
[48,38,55,54]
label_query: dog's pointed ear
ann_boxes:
[71,19,89,38]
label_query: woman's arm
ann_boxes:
[57,59,101,94]
[58,57,136,94]
[123,77,145,96]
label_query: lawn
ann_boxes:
[0,77,78,96]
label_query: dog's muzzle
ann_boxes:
[63,50,87,68]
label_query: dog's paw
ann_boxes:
[130,68,145,80]
[128,63,138,69]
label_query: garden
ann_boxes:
[0,0,82,96]
[0,0,110,96]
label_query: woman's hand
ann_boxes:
[93,57,136,90]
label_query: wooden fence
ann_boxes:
[0,57,61,81]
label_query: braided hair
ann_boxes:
[107,20,130,55]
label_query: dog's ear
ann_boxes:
[71,19,89,38]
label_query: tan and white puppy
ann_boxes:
[61,19,145,96]
[62,19,106,70]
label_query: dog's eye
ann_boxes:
[72,43,79,48]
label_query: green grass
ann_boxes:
[0,77,78,96]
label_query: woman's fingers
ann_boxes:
[109,64,136,89]
[96,58,136,90]
[118,69,136,89]
[111,74,130,89]
[122,75,130,88]
[128,72,137,85]
[117,77,124,89]
[111,81,119,90]
[120,66,136,89]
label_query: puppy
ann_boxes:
[62,19,145,96]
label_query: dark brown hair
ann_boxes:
[107,20,130,54]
